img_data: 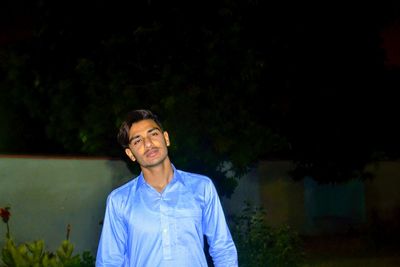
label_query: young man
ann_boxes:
[96,109,238,267]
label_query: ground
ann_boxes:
[302,234,400,267]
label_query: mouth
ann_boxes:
[145,148,159,158]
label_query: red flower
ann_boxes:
[0,207,10,223]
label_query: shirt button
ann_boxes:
[163,229,167,233]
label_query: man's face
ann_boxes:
[125,119,170,168]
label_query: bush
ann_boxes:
[230,202,304,267]
[1,239,95,267]
[1,206,95,267]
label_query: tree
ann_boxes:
[1,0,398,194]
[0,0,290,197]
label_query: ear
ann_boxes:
[163,131,170,147]
[125,148,136,162]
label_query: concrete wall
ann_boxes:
[221,167,262,217]
[258,161,306,230]
[222,161,307,232]
[364,161,400,230]
[223,160,400,236]
[0,155,133,256]
[1,156,399,257]
[303,177,366,235]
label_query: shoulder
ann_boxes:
[176,169,222,210]
[176,169,215,192]
[106,176,139,206]
[177,169,212,183]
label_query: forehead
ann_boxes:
[129,119,160,136]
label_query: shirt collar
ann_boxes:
[136,163,182,190]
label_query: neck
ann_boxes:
[141,158,174,192]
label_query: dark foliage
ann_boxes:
[1,1,400,194]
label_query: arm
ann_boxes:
[202,180,238,267]
[96,195,127,267]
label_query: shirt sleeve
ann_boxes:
[96,194,127,267]
[202,180,238,267]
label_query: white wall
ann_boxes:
[0,156,133,256]
[221,167,262,217]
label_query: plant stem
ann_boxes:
[66,224,71,240]
[6,222,10,239]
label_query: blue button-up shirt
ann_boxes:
[96,166,238,267]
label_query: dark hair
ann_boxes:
[117,109,163,148]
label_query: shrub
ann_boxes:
[230,202,304,267]
[0,206,95,267]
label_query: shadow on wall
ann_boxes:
[221,160,400,239]
[107,157,138,189]
[304,177,366,235]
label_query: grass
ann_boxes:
[303,256,400,267]
[301,235,400,267]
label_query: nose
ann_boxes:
[143,136,153,148]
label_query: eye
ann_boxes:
[151,131,159,136]
[132,138,142,146]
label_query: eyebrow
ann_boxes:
[129,127,161,143]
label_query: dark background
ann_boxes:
[1,1,400,195]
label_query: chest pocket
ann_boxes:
[175,208,202,218]
[174,208,203,244]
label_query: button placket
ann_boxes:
[160,194,172,260]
